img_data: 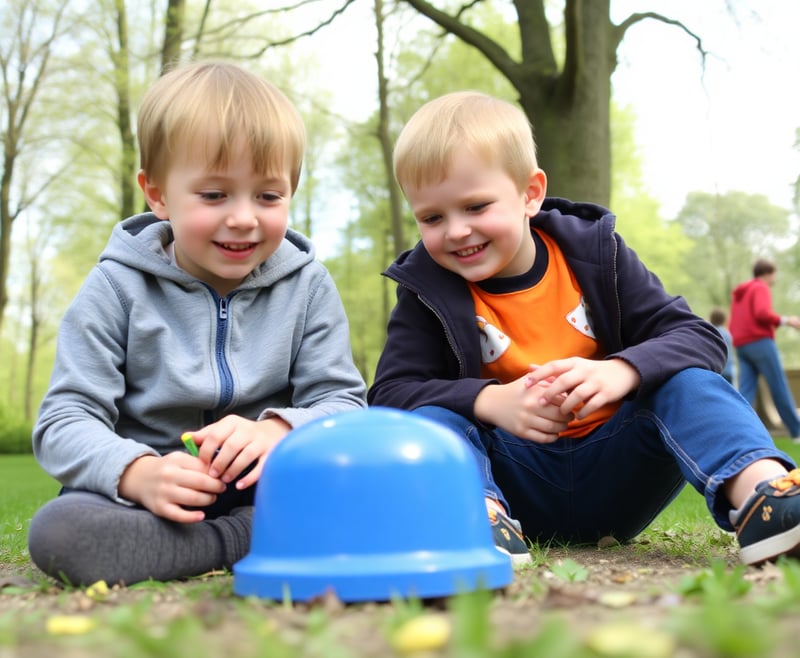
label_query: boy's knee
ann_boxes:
[28,498,74,580]
[27,493,116,584]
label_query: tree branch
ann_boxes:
[197,0,359,56]
[399,0,521,82]
[611,12,708,65]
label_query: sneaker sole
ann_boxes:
[496,546,532,566]
[740,523,800,565]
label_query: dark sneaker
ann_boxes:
[488,506,531,566]
[732,469,800,565]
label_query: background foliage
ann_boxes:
[1,0,799,428]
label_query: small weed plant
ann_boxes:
[2,438,800,656]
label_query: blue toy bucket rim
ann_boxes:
[233,546,512,602]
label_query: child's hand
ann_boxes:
[189,414,292,491]
[785,315,800,330]
[118,452,226,523]
[526,358,640,420]
[474,374,572,443]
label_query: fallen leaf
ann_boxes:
[598,591,637,608]
[391,614,451,653]
[85,580,110,601]
[46,615,96,635]
[0,576,37,590]
[586,622,675,657]
[597,535,620,549]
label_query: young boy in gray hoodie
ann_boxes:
[28,61,366,586]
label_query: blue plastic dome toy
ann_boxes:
[233,407,513,602]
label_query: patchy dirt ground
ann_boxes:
[0,537,795,657]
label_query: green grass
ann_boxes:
[0,455,58,564]
[3,440,800,657]
[639,436,800,559]
[0,406,34,454]
[657,435,800,527]
[4,438,800,567]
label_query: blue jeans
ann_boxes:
[414,368,793,543]
[736,338,800,438]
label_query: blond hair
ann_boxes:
[137,61,306,192]
[393,91,538,193]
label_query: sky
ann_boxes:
[610,1,800,217]
[294,1,800,253]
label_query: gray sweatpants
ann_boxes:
[28,490,253,586]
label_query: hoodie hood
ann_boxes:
[388,197,616,281]
[99,212,315,291]
[732,278,759,302]
[539,197,615,224]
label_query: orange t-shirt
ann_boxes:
[468,230,619,437]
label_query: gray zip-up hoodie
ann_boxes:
[33,213,367,502]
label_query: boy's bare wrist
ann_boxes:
[473,383,498,425]
[266,415,292,433]
[118,454,159,504]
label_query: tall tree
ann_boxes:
[111,0,138,219]
[374,0,407,257]
[675,191,792,310]
[0,0,71,335]
[396,0,706,206]
[794,127,800,214]
[20,214,53,420]
[161,0,186,71]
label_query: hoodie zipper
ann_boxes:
[215,295,234,410]
[383,267,467,379]
[416,292,466,378]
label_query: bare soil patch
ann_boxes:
[0,541,790,657]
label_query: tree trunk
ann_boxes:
[400,0,613,206]
[24,251,40,421]
[113,0,137,220]
[517,1,612,204]
[0,1,67,335]
[375,0,407,256]
[161,0,186,72]
[0,151,11,337]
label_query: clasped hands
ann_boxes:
[474,357,640,444]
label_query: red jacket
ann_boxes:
[729,278,781,347]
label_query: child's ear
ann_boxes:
[523,168,547,215]
[137,170,169,219]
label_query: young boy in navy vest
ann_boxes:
[369,91,800,567]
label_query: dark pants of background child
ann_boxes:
[415,368,794,543]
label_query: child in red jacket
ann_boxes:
[730,258,800,438]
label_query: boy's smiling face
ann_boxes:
[404,147,546,282]
[139,143,292,296]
